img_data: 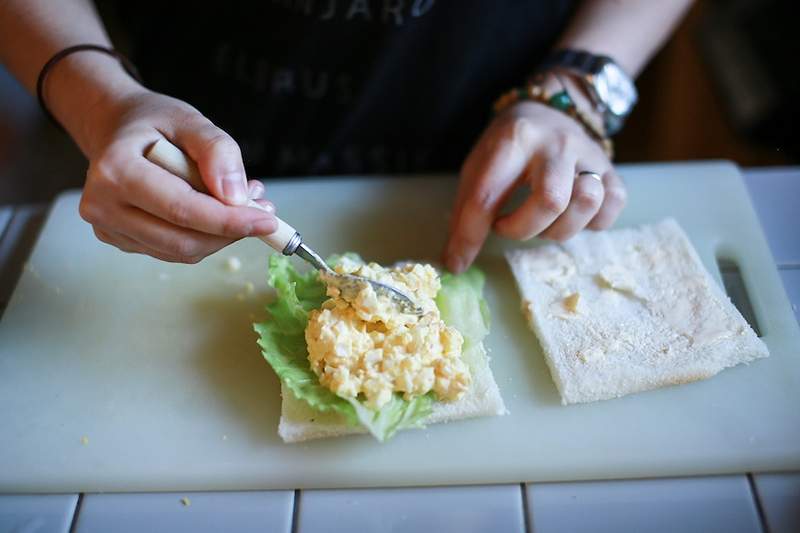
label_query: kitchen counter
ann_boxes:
[0,166,798,533]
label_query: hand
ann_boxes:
[76,88,277,263]
[443,100,627,273]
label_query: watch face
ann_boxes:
[595,62,638,117]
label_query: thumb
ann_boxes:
[172,114,248,206]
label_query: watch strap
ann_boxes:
[538,49,613,76]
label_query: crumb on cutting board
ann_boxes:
[80,436,89,445]
[180,497,191,507]
[243,281,255,294]
[225,257,242,272]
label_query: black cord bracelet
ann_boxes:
[36,44,143,130]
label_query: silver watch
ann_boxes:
[541,49,638,136]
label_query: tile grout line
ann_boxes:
[68,493,84,533]
[747,474,771,533]
[290,489,301,533]
[520,483,532,533]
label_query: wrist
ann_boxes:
[43,50,146,155]
[493,74,613,158]
[536,70,604,134]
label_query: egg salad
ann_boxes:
[305,258,471,410]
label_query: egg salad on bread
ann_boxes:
[254,253,506,443]
[306,258,471,410]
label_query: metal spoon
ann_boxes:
[145,139,422,315]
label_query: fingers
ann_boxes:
[113,205,234,262]
[252,198,276,212]
[492,154,576,240]
[121,157,277,238]
[444,117,538,273]
[93,227,200,263]
[539,171,605,241]
[493,130,616,242]
[170,114,249,206]
[588,171,627,230]
[248,179,265,200]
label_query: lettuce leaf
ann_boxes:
[254,255,357,425]
[254,254,487,442]
[436,268,490,350]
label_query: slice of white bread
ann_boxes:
[506,218,768,405]
[278,341,506,443]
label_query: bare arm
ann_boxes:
[0,0,276,263]
[444,0,693,273]
[0,0,136,153]
[557,0,693,77]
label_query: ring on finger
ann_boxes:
[575,170,603,183]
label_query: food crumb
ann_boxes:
[180,497,191,507]
[236,292,246,301]
[80,436,89,445]
[563,292,580,313]
[222,435,228,441]
[54,287,63,295]
[243,281,255,294]
[225,257,242,272]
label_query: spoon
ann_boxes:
[145,139,422,315]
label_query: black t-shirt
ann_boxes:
[113,1,576,176]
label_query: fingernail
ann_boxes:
[222,172,247,205]
[251,217,276,235]
[249,181,265,200]
[262,202,275,213]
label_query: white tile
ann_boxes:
[526,476,762,533]
[753,472,800,533]
[297,485,524,533]
[0,494,78,533]
[742,168,800,266]
[74,491,293,533]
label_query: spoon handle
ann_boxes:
[144,138,299,255]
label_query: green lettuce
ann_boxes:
[254,254,489,442]
[436,268,490,351]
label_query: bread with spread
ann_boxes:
[506,218,769,404]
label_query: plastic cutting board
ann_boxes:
[0,161,798,492]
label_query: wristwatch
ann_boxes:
[540,49,638,136]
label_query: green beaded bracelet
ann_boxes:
[493,82,613,158]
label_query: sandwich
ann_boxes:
[254,254,506,443]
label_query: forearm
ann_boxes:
[556,0,694,77]
[0,0,142,153]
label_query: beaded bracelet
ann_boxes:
[493,77,614,159]
[36,44,143,131]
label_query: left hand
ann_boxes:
[443,99,627,273]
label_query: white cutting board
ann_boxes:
[1,162,798,493]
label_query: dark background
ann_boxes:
[0,0,795,206]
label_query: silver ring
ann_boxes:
[576,171,603,182]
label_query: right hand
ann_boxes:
[76,88,277,263]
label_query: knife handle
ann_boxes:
[144,138,299,254]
